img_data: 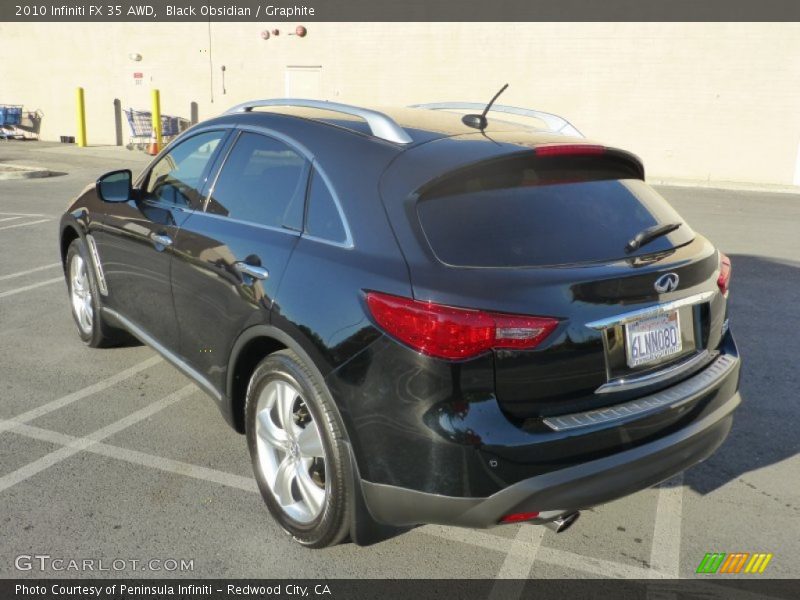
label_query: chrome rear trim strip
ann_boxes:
[585,291,716,330]
[543,353,738,432]
[595,349,715,394]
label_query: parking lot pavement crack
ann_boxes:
[536,546,668,579]
[737,476,800,513]
[0,384,195,494]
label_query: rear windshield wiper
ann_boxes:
[625,222,682,253]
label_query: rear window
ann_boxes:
[416,153,694,268]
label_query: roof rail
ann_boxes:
[409,102,584,138]
[223,98,414,145]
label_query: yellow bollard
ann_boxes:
[151,89,162,153]
[75,87,87,147]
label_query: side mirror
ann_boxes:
[96,169,132,202]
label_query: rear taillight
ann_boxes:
[717,252,731,295]
[500,511,540,524]
[365,291,558,360]
[534,144,606,157]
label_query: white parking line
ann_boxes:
[0,277,63,299]
[0,218,52,231]
[0,262,61,281]
[649,474,684,578]
[0,355,163,434]
[92,442,258,493]
[0,216,24,223]
[0,410,694,582]
[419,524,669,579]
[5,420,258,493]
[488,525,545,599]
[0,384,195,494]
[0,212,45,217]
[420,524,512,553]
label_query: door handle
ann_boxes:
[233,262,269,280]
[150,233,173,248]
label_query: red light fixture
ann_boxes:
[365,291,558,360]
[500,512,540,524]
[534,144,606,157]
[717,252,731,295]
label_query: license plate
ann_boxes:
[624,311,682,368]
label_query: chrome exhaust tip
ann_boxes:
[543,511,580,533]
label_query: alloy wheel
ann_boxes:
[69,254,93,335]
[254,379,328,524]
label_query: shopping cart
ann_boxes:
[0,105,24,140]
[124,108,189,150]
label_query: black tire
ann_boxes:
[64,238,123,348]
[245,349,352,548]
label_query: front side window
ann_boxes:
[143,131,225,208]
[206,132,309,231]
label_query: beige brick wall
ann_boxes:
[1,22,798,186]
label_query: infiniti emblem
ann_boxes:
[654,272,680,293]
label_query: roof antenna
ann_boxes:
[462,83,509,130]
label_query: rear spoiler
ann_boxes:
[416,145,646,201]
[533,144,645,180]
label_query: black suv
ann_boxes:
[59,99,740,548]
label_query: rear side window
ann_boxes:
[304,170,348,245]
[206,132,309,230]
[417,153,694,268]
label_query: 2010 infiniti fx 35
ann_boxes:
[59,97,740,547]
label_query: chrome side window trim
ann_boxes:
[201,126,355,249]
[301,164,354,250]
[202,129,243,212]
[200,127,310,237]
[300,233,353,250]
[136,128,233,201]
[191,209,302,237]
[584,291,717,331]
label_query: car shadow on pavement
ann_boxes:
[684,254,800,496]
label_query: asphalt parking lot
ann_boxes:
[0,141,798,582]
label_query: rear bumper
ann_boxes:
[361,388,739,528]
